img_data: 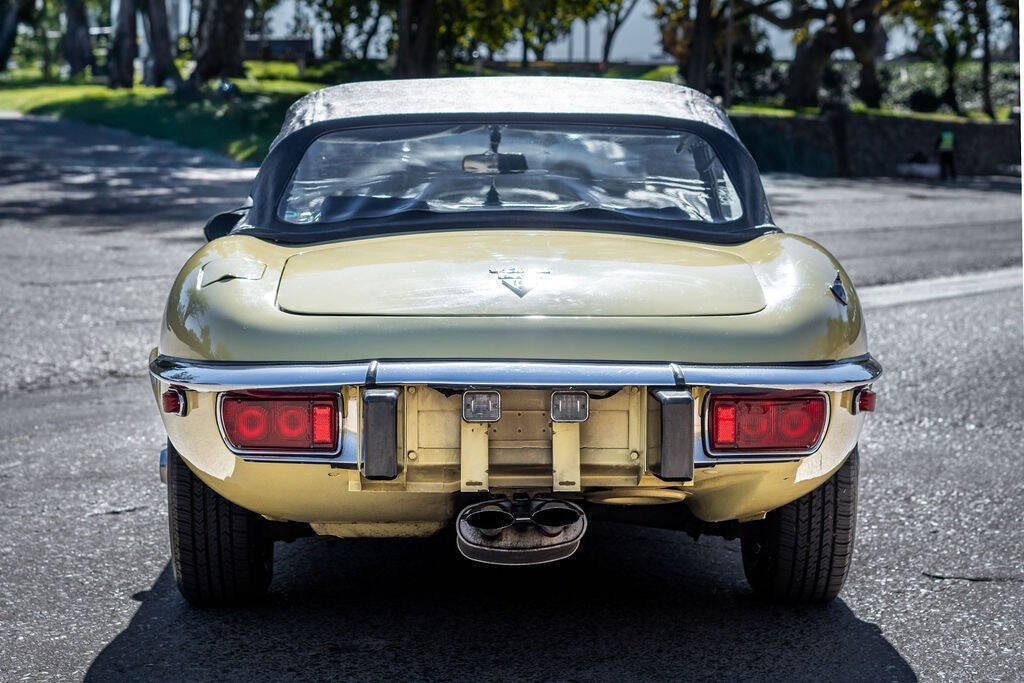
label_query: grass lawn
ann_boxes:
[728,102,1013,122]
[0,75,317,161]
[0,61,1014,163]
[1,62,669,162]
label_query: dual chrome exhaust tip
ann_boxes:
[456,497,587,566]
[464,500,582,538]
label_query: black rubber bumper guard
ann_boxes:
[362,388,400,480]
[652,390,695,481]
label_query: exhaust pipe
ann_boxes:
[464,504,516,538]
[456,497,587,566]
[531,501,582,536]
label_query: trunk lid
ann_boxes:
[276,231,766,317]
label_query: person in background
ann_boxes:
[936,129,956,181]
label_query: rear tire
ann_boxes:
[741,448,858,603]
[166,442,273,606]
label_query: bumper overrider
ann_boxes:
[150,354,880,543]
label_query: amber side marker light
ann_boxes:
[220,393,338,453]
[709,393,827,452]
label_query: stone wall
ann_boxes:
[731,112,1021,177]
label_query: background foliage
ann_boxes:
[0,0,1017,161]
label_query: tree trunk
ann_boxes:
[940,39,962,115]
[723,0,733,105]
[183,0,194,52]
[600,0,638,66]
[519,16,529,70]
[601,14,615,65]
[140,0,181,85]
[246,0,260,35]
[784,26,841,108]
[35,20,55,80]
[0,0,30,72]
[109,0,137,88]
[396,0,437,77]
[686,0,713,91]
[853,57,882,108]
[848,18,883,109]
[61,0,95,76]
[978,0,994,118]
[189,0,246,83]
[445,45,457,72]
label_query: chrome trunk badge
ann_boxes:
[489,267,550,297]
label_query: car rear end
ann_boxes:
[153,355,878,555]
[152,78,881,606]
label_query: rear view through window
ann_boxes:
[279,123,744,226]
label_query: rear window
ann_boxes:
[279,123,743,226]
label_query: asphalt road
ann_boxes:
[1,115,1022,681]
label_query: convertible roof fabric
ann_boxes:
[271,77,738,150]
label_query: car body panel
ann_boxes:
[159,231,865,365]
[159,385,864,528]
[276,231,767,316]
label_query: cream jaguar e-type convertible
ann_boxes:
[150,77,881,606]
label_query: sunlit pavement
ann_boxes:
[1,114,1022,680]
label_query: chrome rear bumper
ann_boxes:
[150,354,882,392]
[152,355,880,475]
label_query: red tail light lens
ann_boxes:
[709,393,827,452]
[220,393,338,453]
[311,404,335,445]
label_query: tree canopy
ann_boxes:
[0,0,1015,119]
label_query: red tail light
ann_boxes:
[220,393,338,453]
[709,393,827,452]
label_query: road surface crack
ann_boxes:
[923,571,1024,583]
[88,505,148,516]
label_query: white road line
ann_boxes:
[859,267,1023,308]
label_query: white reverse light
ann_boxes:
[463,390,501,423]
[550,391,589,423]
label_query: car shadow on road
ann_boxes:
[0,116,254,237]
[85,522,915,681]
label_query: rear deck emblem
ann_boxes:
[489,267,550,297]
